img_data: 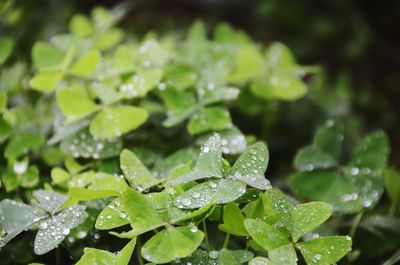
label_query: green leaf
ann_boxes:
[228,142,270,190]
[60,129,122,159]
[349,130,390,172]
[202,87,240,105]
[96,198,130,230]
[0,37,14,65]
[119,68,163,98]
[18,166,40,188]
[287,171,362,213]
[76,235,136,265]
[70,50,101,77]
[56,84,98,123]
[294,146,337,172]
[89,106,148,139]
[261,189,294,228]
[251,73,307,101]
[161,88,197,127]
[34,205,87,255]
[76,248,114,265]
[289,202,332,242]
[264,42,296,68]
[68,187,119,202]
[173,179,246,209]
[69,14,94,38]
[219,249,254,265]
[313,120,344,160]
[135,39,169,68]
[187,107,232,135]
[95,28,124,51]
[167,134,222,186]
[0,200,47,246]
[384,168,400,203]
[0,91,7,111]
[218,203,248,236]
[244,218,290,252]
[89,172,129,193]
[0,117,12,144]
[29,71,63,92]
[249,244,297,265]
[141,226,204,264]
[175,249,217,265]
[164,65,197,90]
[51,167,70,185]
[32,42,65,71]
[296,236,352,265]
[122,189,163,236]
[120,149,160,191]
[113,45,135,74]
[5,132,45,159]
[230,44,264,82]
[33,189,68,215]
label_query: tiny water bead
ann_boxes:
[208,250,219,259]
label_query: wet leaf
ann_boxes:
[289,202,332,242]
[294,146,337,172]
[95,197,129,230]
[141,226,204,264]
[60,129,122,159]
[244,218,290,252]
[0,37,14,65]
[122,189,163,236]
[227,142,270,190]
[5,132,45,159]
[219,249,254,265]
[29,71,63,92]
[70,50,101,77]
[32,42,65,71]
[120,149,159,191]
[89,106,148,139]
[56,84,98,123]
[218,203,248,236]
[167,134,222,186]
[34,205,87,255]
[188,107,232,135]
[33,189,68,215]
[296,236,352,265]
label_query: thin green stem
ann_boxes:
[56,247,61,265]
[202,220,210,252]
[389,201,397,217]
[382,249,400,265]
[350,211,364,238]
[137,237,144,265]
[223,233,230,249]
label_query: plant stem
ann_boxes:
[382,249,400,265]
[389,201,397,217]
[223,233,230,249]
[202,220,210,252]
[137,237,144,265]
[350,211,364,238]
[56,247,61,265]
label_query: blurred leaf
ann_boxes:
[384,168,400,203]
[5,132,45,159]
[70,50,101,77]
[29,71,63,92]
[0,37,14,65]
[187,107,232,135]
[219,249,254,265]
[32,42,65,71]
[56,84,98,123]
[294,146,337,172]
[33,189,68,215]
[119,68,163,98]
[69,14,94,38]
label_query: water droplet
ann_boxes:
[182,198,192,207]
[39,222,48,230]
[350,167,360,176]
[62,228,70,236]
[190,226,198,233]
[191,192,200,199]
[209,182,217,188]
[203,147,210,153]
[209,250,219,259]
